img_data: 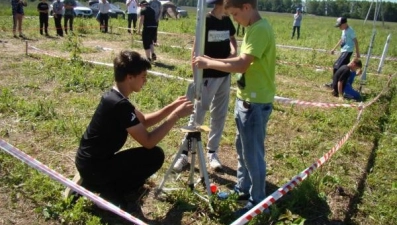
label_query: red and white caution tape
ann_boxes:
[0,139,147,225]
[231,107,363,225]
[230,74,394,225]
[29,45,391,110]
[363,74,394,109]
[274,96,359,108]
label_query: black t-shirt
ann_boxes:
[332,65,351,93]
[203,14,236,78]
[37,2,49,15]
[77,89,140,162]
[140,6,157,28]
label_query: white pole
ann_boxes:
[364,0,374,24]
[360,29,377,88]
[377,34,391,74]
[193,0,206,101]
[373,0,381,26]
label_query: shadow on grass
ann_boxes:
[344,88,395,223]
[152,61,176,70]
[275,177,339,225]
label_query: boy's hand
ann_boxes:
[192,56,209,69]
[173,100,193,118]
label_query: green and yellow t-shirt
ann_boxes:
[236,18,276,104]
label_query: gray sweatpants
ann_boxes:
[183,75,231,153]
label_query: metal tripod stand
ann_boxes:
[155,0,212,209]
[155,127,213,206]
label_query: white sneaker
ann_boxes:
[207,153,222,170]
[173,154,189,172]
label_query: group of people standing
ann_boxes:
[11,0,76,38]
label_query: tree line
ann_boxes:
[176,0,397,23]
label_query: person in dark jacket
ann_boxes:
[11,0,27,38]
[37,0,50,36]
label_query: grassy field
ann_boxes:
[1,1,397,225]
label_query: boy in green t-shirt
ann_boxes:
[193,0,276,217]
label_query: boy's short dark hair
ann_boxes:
[352,58,362,68]
[224,0,257,9]
[113,50,151,82]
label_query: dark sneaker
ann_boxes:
[234,201,270,218]
[234,201,256,218]
[152,53,157,61]
[323,83,333,89]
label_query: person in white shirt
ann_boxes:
[97,0,110,33]
[126,0,138,34]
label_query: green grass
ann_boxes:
[1,1,397,224]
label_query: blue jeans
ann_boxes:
[234,98,273,204]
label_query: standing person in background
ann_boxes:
[11,0,27,38]
[325,17,360,87]
[53,0,64,37]
[291,8,302,39]
[138,0,157,62]
[173,0,237,172]
[37,0,50,36]
[63,0,76,35]
[193,0,276,217]
[126,0,138,34]
[149,0,161,46]
[98,0,110,33]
